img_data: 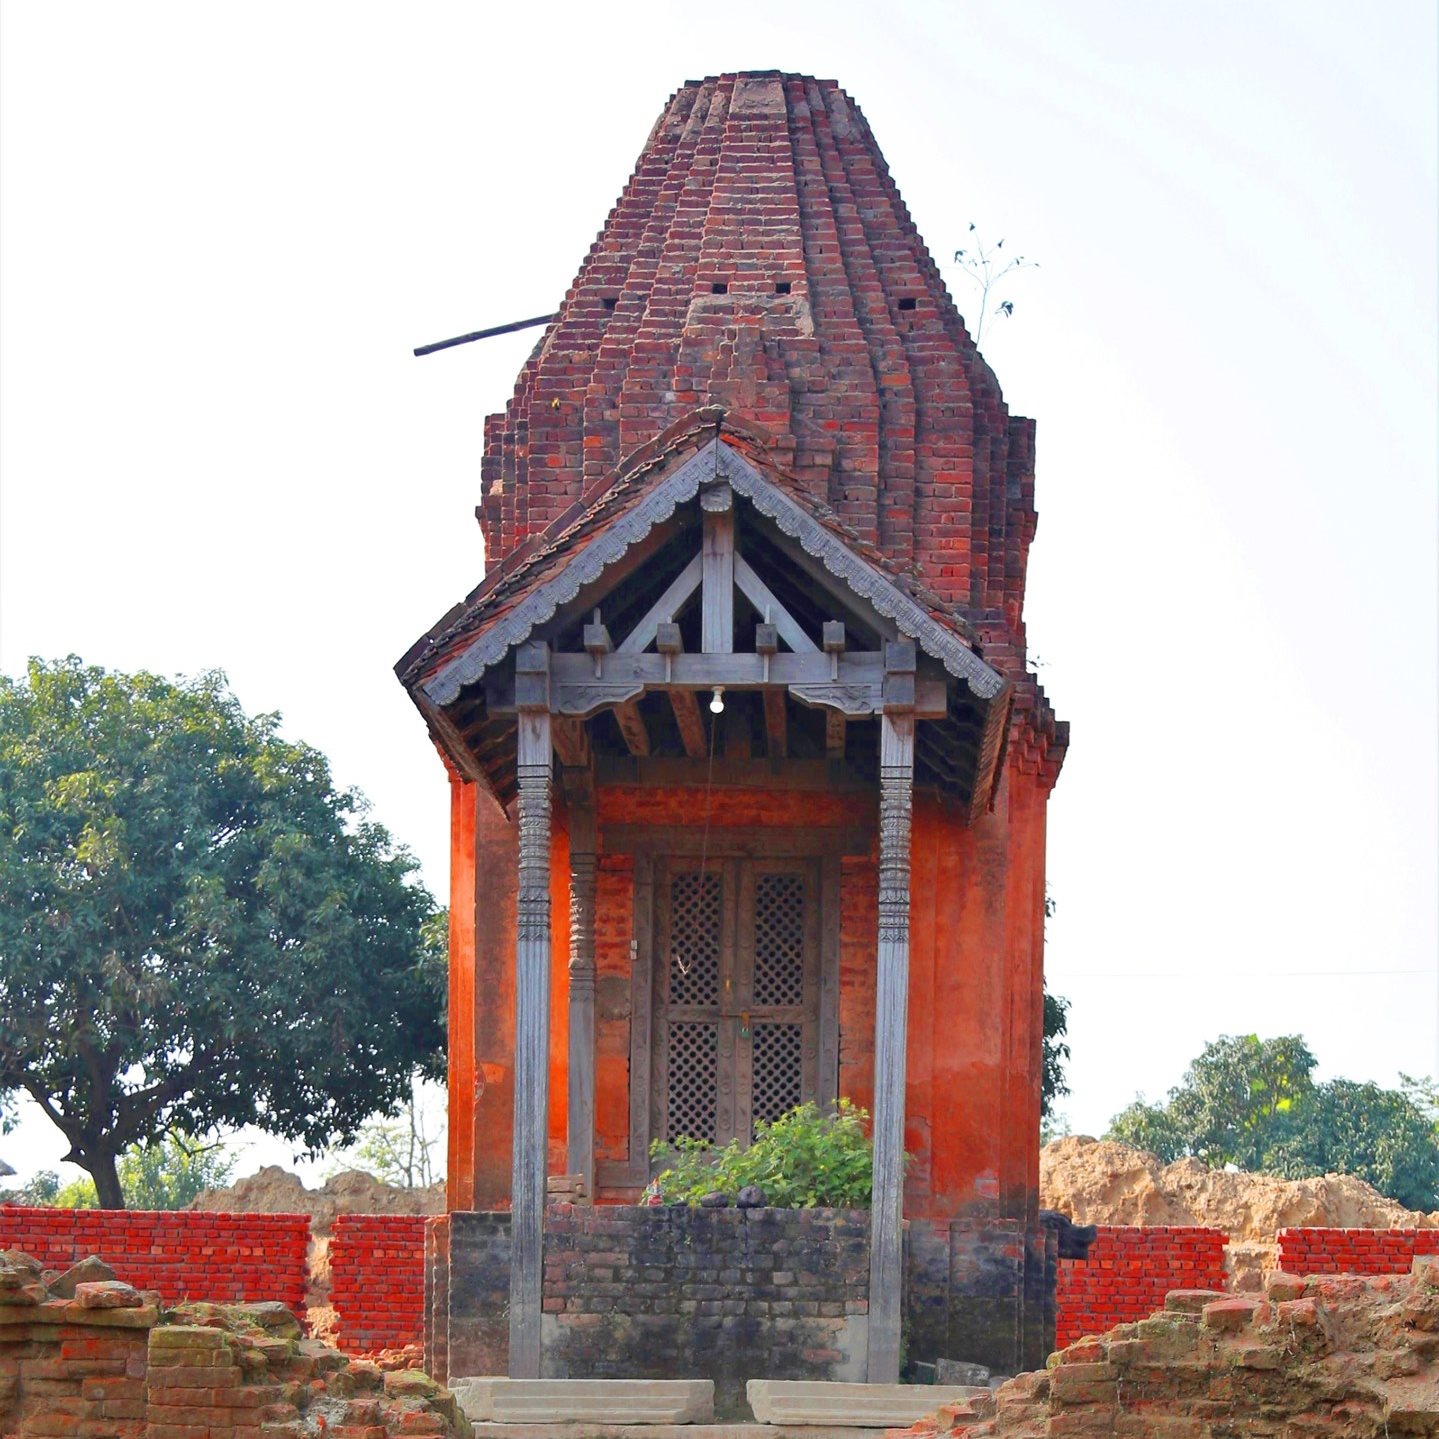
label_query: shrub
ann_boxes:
[648,1099,881,1208]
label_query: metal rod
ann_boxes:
[413,313,556,357]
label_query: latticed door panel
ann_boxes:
[654,857,819,1151]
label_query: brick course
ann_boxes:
[1054,1226,1229,1349]
[331,1213,428,1354]
[1276,1226,1439,1276]
[0,1206,309,1312]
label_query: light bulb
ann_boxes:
[709,687,725,715]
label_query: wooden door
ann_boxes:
[653,856,820,1146]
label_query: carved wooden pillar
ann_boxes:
[868,693,915,1383]
[565,774,596,1199]
[509,644,551,1378]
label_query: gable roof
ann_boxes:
[399,414,1004,711]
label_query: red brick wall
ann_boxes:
[1055,1226,1229,1348]
[330,1213,428,1354]
[0,1205,309,1310]
[1277,1227,1439,1276]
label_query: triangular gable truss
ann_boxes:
[412,440,1011,816]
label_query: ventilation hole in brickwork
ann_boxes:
[712,282,728,295]
[602,296,617,311]
[898,296,918,311]
[775,281,792,295]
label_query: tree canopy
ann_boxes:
[0,657,446,1208]
[1107,1034,1439,1211]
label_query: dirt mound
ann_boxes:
[894,1262,1439,1438]
[190,1166,444,1324]
[1041,1135,1439,1241]
[191,1165,444,1236]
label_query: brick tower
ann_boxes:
[400,72,1067,1393]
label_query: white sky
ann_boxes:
[1,1,1435,1187]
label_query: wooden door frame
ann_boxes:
[598,827,848,1190]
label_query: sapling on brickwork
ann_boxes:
[952,223,1038,345]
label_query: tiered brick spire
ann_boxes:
[479,71,1038,660]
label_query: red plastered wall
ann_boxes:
[330,1214,428,1354]
[1277,1227,1439,1276]
[1055,1226,1230,1349]
[0,1206,309,1311]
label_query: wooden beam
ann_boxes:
[616,554,703,654]
[701,503,735,654]
[825,709,846,760]
[566,788,596,1201]
[553,649,884,688]
[612,700,651,757]
[867,709,914,1384]
[733,554,819,653]
[763,688,788,759]
[669,690,708,759]
[509,702,552,1379]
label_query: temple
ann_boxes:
[397,72,1067,1395]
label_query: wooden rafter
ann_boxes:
[612,700,651,757]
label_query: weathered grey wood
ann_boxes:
[818,855,841,1109]
[669,689,708,759]
[422,438,1007,708]
[566,792,597,1199]
[701,506,735,654]
[733,554,819,653]
[552,650,884,688]
[868,709,915,1384]
[551,716,590,769]
[628,852,655,1179]
[510,703,552,1379]
[762,688,788,759]
[617,554,703,654]
[603,824,871,857]
[612,700,651,757]
[825,709,847,761]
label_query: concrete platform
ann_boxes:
[455,1378,715,1425]
[747,1379,984,1427]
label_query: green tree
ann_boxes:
[1104,1034,1439,1210]
[1042,985,1070,1120]
[1264,1079,1439,1212]
[1164,1034,1317,1170]
[1107,1096,1187,1163]
[0,657,446,1209]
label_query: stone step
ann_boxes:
[455,1378,715,1425]
[747,1380,985,1427]
[464,1427,893,1439]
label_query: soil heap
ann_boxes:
[1041,1136,1439,1237]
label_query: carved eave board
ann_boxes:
[399,438,1010,817]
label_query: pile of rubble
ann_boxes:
[0,1247,472,1437]
[889,1260,1439,1438]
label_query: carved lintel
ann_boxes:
[789,682,880,716]
[553,681,646,717]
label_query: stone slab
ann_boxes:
[466,1427,882,1439]
[456,1378,714,1424]
[746,1380,984,1426]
